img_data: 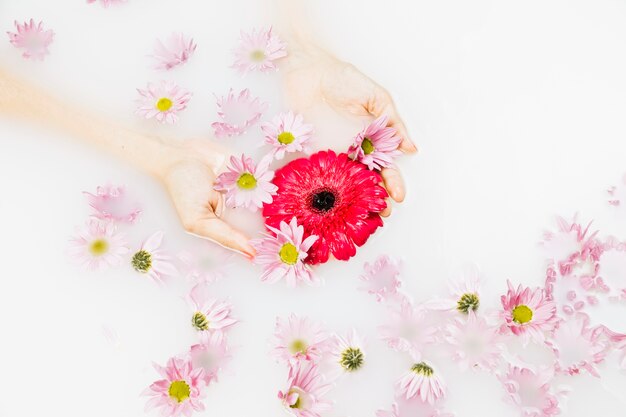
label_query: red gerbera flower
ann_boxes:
[263,150,388,264]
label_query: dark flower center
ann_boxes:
[310,189,336,212]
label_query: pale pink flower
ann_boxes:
[177,243,235,283]
[261,111,313,159]
[272,314,329,365]
[499,364,567,417]
[83,184,141,224]
[278,361,332,417]
[136,80,192,124]
[607,172,626,208]
[187,283,237,332]
[251,217,319,286]
[7,19,54,60]
[396,361,446,405]
[595,325,626,369]
[68,219,129,270]
[500,281,557,344]
[359,254,402,302]
[189,331,231,385]
[143,356,206,417]
[150,32,197,71]
[594,236,626,299]
[231,27,287,74]
[444,311,503,372]
[87,0,127,7]
[131,231,178,283]
[377,396,454,417]
[426,263,482,314]
[211,89,268,137]
[213,154,278,211]
[378,300,437,361]
[330,329,367,373]
[349,115,402,171]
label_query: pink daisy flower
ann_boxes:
[607,172,626,208]
[444,311,503,372]
[83,184,141,224]
[187,283,238,332]
[426,264,482,314]
[150,32,197,71]
[87,0,127,7]
[499,364,567,417]
[500,281,557,344]
[231,26,287,74]
[143,356,206,417]
[330,329,367,373]
[68,219,129,271]
[189,331,231,385]
[378,300,437,361]
[136,80,192,124]
[359,255,402,302]
[396,361,446,405]
[7,19,54,60]
[377,397,454,417]
[272,314,329,365]
[131,231,178,283]
[278,361,332,417]
[348,115,402,171]
[177,243,235,283]
[251,217,319,287]
[261,111,313,160]
[211,89,268,137]
[213,154,278,212]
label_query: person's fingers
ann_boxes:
[186,217,256,258]
[381,167,406,203]
[209,191,225,218]
[370,90,418,154]
[380,199,392,217]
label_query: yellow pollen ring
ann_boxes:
[89,239,109,256]
[156,97,173,112]
[512,304,533,324]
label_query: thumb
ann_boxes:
[185,217,256,259]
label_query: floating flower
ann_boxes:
[500,281,557,344]
[444,311,503,372]
[426,264,482,314]
[7,19,54,60]
[211,89,268,137]
[178,243,235,283]
[261,111,313,160]
[231,26,287,74]
[378,300,437,361]
[190,331,231,385]
[87,0,127,7]
[359,255,402,302]
[348,115,402,170]
[143,356,206,417]
[377,396,454,417]
[396,361,446,405]
[151,32,197,71]
[68,219,129,270]
[278,361,332,417]
[499,364,567,417]
[131,231,178,283]
[214,154,278,212]
[263,150,388,264]
[187,283,238,332]
[607,172,626,209]
[251,217,319,286]
[330,329,367,373]
[83,184,141,224]
[272,314,329,365]
[136,80,192,124]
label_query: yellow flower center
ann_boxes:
[250,50,266,62]
[156,97,173,112]
[168,380,190,403]
[411,361,434,376]
[277,131,295,145]
[361,137,375,155]
[457,293,480,314]
[512,305,533,324]
[89,239,109,256]
[192,312,209,331]
[279,243,299,265]
[340,347,364,371]
[236,173,257,190]
[289,339,307,355]
[289,393,301,409]
[131,250,152,273]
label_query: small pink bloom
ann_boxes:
[378,300,437,361]
[143,356,206,417]
[426,263,482,314]
[444,311,503,372]
[178,243,235,283]
[396,361,446,405]
[214,154,278,212]
[150,32,197,71]
[136,80,192,124]
[251,217,318,286]
[83,184,141,224]
[349,115,402,170]
[278,361,332,417]
[607,172,626,208]
[211,89,268,137]
[330,329,367,373]
[87,0,127,7]
[187,283,238,332]
[68,219,129,270]
[7,19,54,60]
[499,364,567,417]
[231,26,287,74]
[272,314,329,365]
[377,396,454,417]
[359,255,402,302]
[131,231,178,283]
[261,111,313,160]
[189,331,231,385]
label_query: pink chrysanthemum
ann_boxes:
[396,361,446,405]
[272,314,329,365]
[500,281,557,344]
[211,89,268,137]
[278,361,332,417]
[87,0,127,7]
[444,311,503,372]
[263,150,388,264]
[359,255,402,302]
[377,396,454,417]
[378,300,437,361]
[151,32,197,71]
[499,365,567,417]
[143,356,206,417]
[426,264,482,314]
[261,111,313,160]
[7,19,54,60]
[189,331,231,385]
[68,219,129,270]
[231,27,287,74]
[178,243,235,283]
[330,329,367,373]
[131,231,178,283]
[214,154,278,212]
[136,80,192,124]
[607,173,626,208]
[251,217,319,286]
[348,115,402,171]
[187,283,237,332]
[83,184,141,224]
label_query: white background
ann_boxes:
[1,1,625,416]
